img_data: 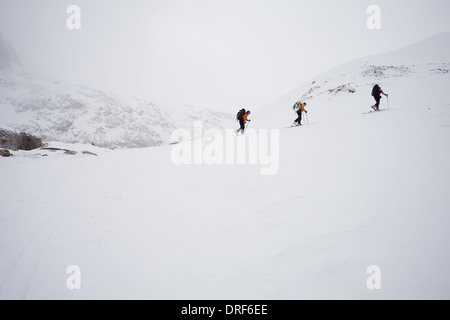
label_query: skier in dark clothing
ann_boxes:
[293,102,307,126]
[372,85,389,111]
[236,110,251,135]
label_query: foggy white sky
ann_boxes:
[1,0,450,111]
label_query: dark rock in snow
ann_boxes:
[82,151,98,156]
[0,129,43,151]
[41,147,78,155]
[0,149,11,157]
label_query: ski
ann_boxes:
[284,123,314,129]
[363,108,388,115]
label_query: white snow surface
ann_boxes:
[1,34,450,299]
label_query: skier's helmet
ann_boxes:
[247,110,251,114]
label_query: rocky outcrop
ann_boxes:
[82,151,98,156]
[0,129,43,151]
[0,149,11,157]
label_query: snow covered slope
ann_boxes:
[256,33,450,129]
[0,35,232,148]
[0,34,449,300]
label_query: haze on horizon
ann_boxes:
[1,0,449,111]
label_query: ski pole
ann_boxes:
[305,112,309,125]
[387,96,390,110]
[245,120,250,132]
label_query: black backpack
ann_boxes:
[372,85,380,97]
[236,108,246,121]
[293,102,301,111]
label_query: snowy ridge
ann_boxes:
[0,34,21,69]
[256,33,450,129]
[0,36,233,148]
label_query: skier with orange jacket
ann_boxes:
[236,109,251,135]
[293,102,307,126]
